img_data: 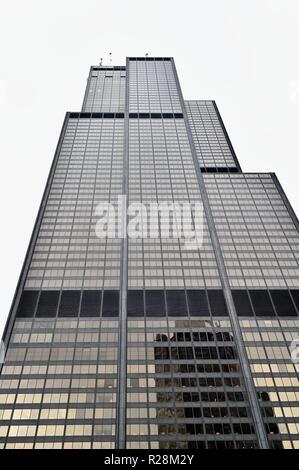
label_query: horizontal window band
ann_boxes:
[129,57,171,61]
[16,290,119,319]
[128,113,183,119]
[69,113,124,119]
[91,66,126,71]
[201,167,240,173]
[68,112,183,120]
[15,289,299,319]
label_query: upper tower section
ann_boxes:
[186,100,241,172]
[127,57,182,114]
[82,65,126,112]
[81,57,241,172]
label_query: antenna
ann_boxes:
[109,52,112,65]
[99,58,103,66]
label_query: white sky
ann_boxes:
[0,0,298,336]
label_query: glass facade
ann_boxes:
[204,173,299,289]
[25,115,124,290]
[127,116,221,289]
[82,67,126,113]
[186,101,240,172]
[0,317,118,449]
[0,56,298,450]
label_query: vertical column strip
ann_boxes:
[116,58,129,449]
[171,58,269,449]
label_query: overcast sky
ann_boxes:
[0,0,298,336]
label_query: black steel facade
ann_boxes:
[0,57,298,450]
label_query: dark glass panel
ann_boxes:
[145,290,165,316]
[81,290,101,317]
[232,290,254,317]
[187,289,209,316]
[102,290,119,317]
[290,290,299,313]
[166,290,187,316]
[58,290,81,317]
[270,290,297,316]
[36,291,59,318]
[127,290,144,316]
[208,290,228,316]
[16,290,38,318]
[249,290,275,316]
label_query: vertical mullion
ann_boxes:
[115,58,129,449]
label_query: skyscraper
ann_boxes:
[0,57,298,450]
